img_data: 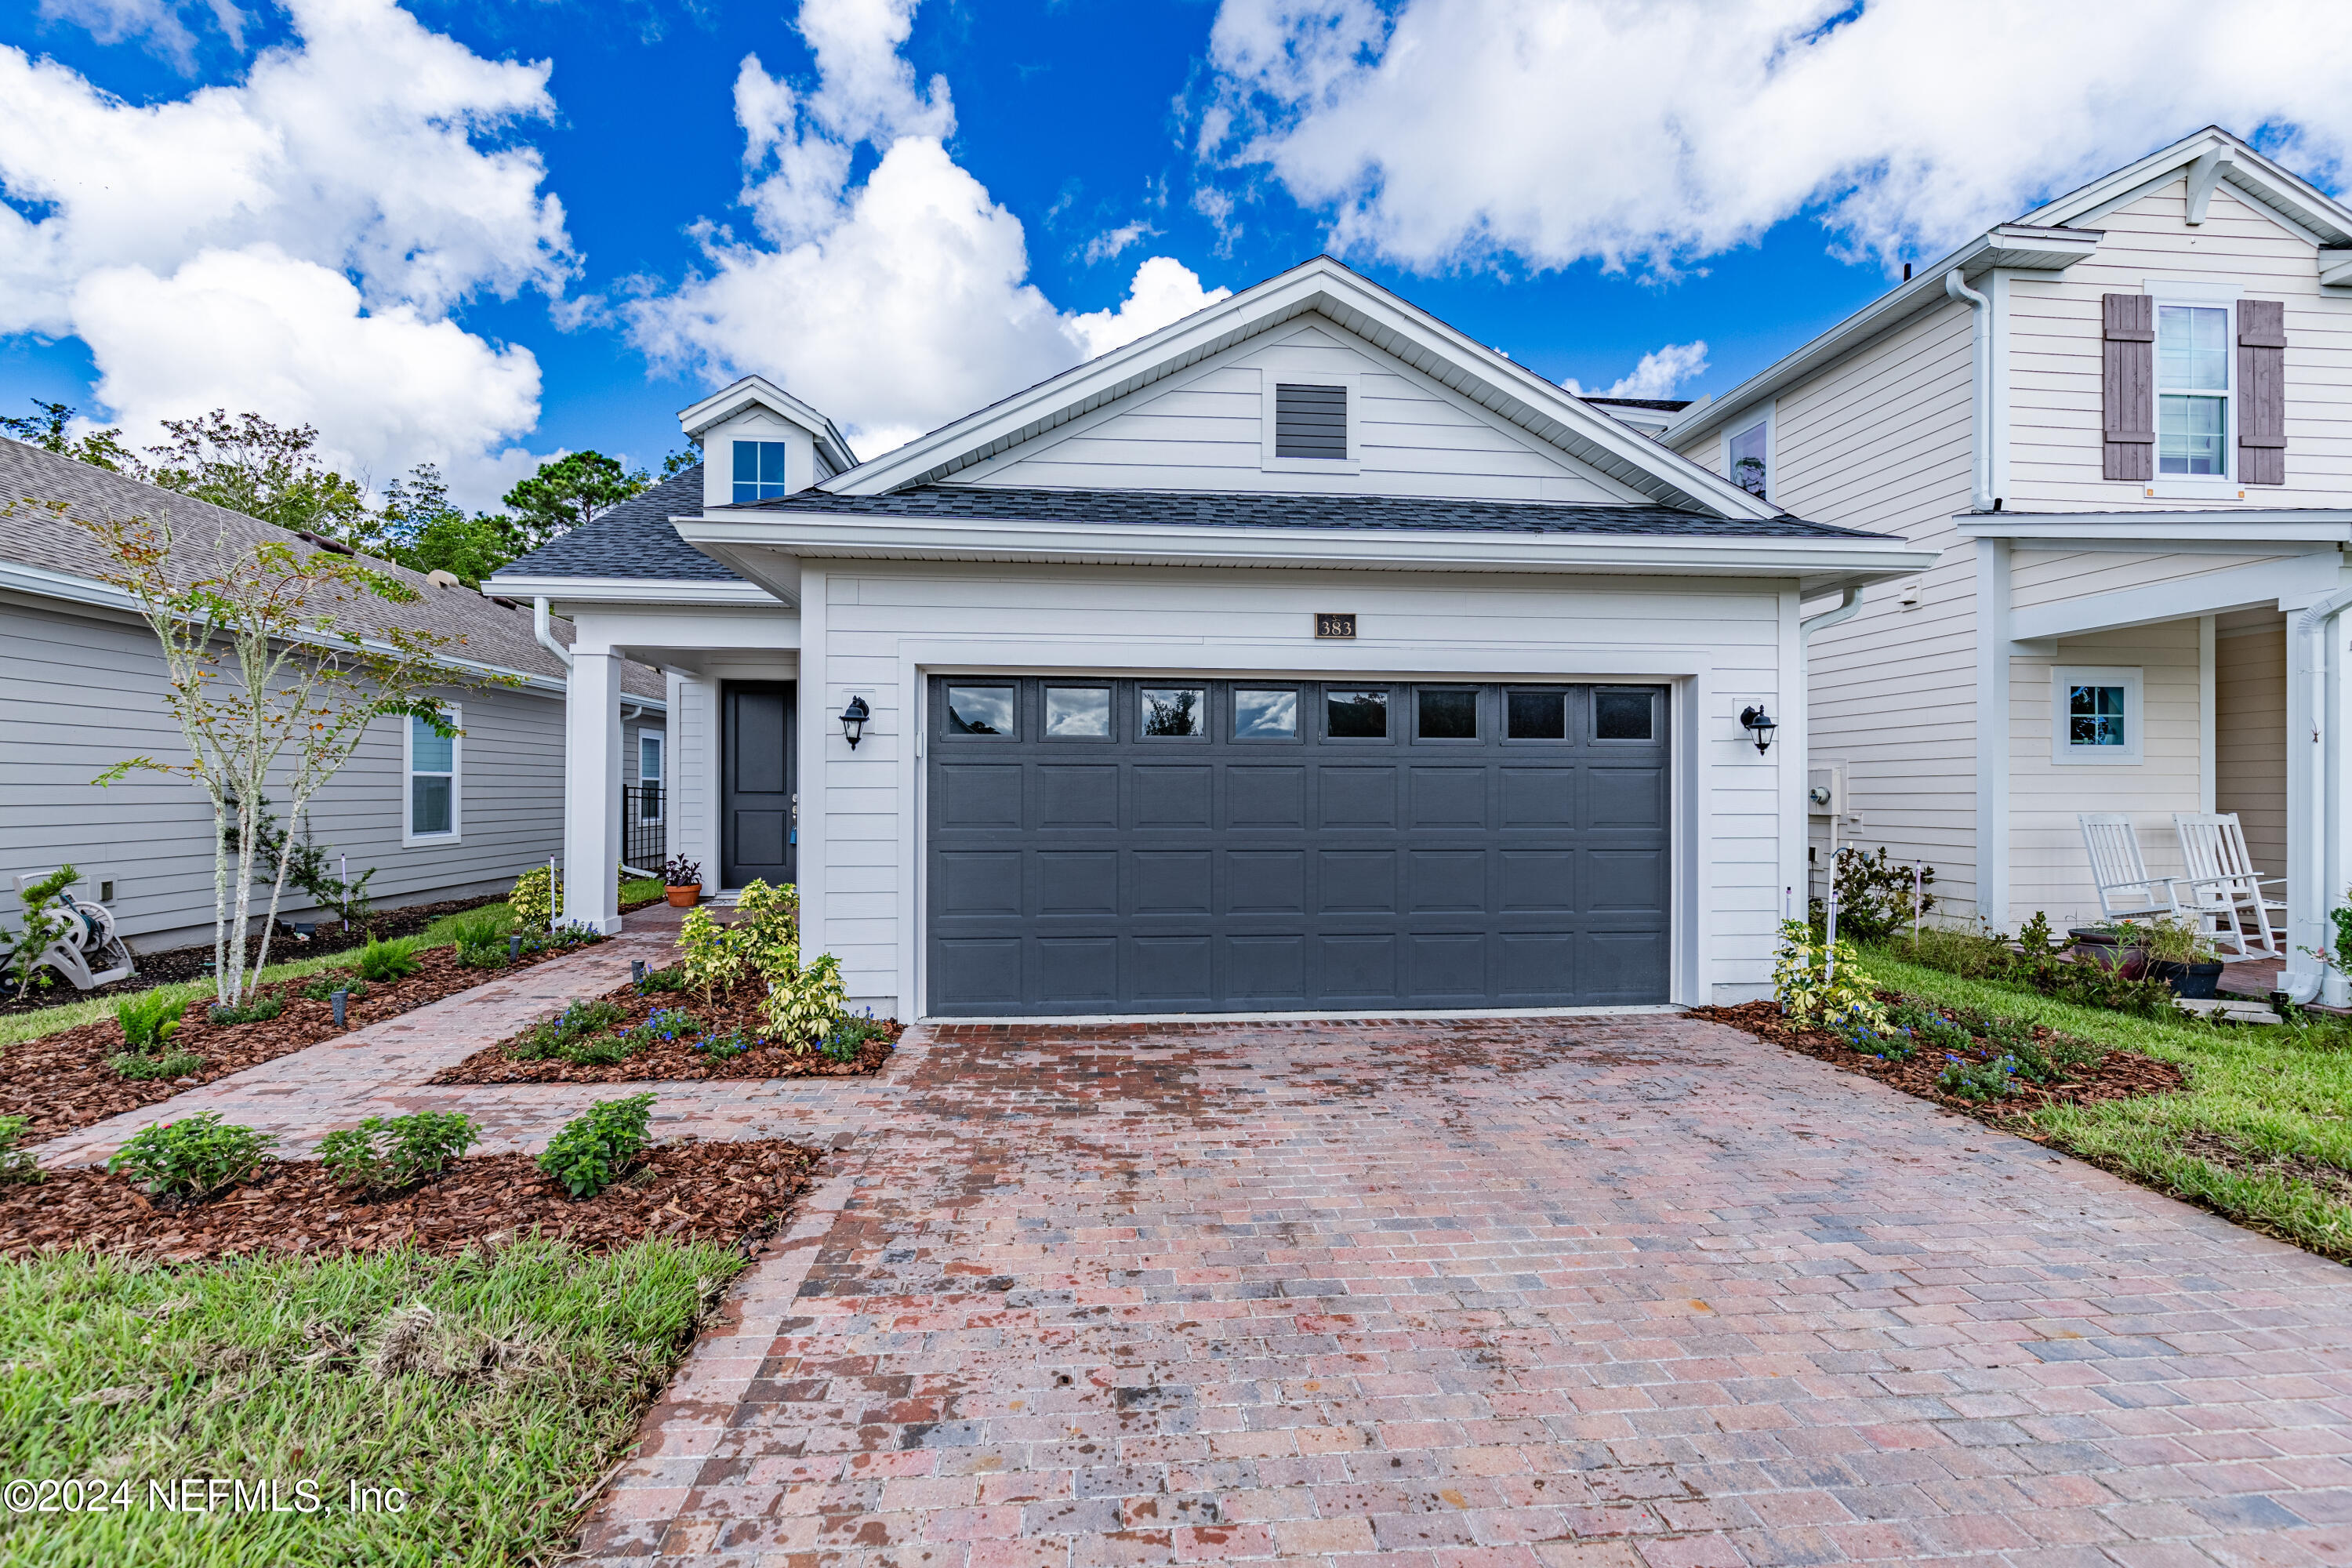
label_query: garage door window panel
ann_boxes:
[1044,687,1112,739]
[946,685,1017,737]
[1505,688,1570,742]
[1415,688,1480,741]
[1233,688,1300,742]
[1140,688,1207,739]
[1594,689,1657,742]
[1324,688,1391,740]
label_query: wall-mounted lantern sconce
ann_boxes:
[1739,705,1778,754]
[840,695,871,749]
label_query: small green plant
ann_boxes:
[1807,848,1936,945]
[108,1049,208,1081]
[510,866,561,931]
[514,925,601,959]
[626,1007,702,1047]
[456,939,506,969]
[2129,913,2216,965]
[763,952,849,1052]
[106,1112,277,1198]
[4,864,79,1000]
[317,1111,480,1192]
[208,993,285,1025]
[114,989,186,1051]
[677,906,744,1010]
[639,964,689,993]
[2016,911,2057,956]
[1935,1054,2020,1104]
[536,1094,655,1198]
[442,909,510,948]
[1915,1014,1973,1054]
[508,998,629,1063]
[1824,1002,1907,1059]
[693,1030,757,1060]
[1772,920,1888,1030]
[821,1013,888,1063]
[0,1115,40,1184]
[354,935,425,982]
[298,971,368,1003]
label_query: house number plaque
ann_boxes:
[1314,612,1357,639]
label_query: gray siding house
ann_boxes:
[0,437,665,956]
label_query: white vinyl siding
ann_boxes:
[2215,616,2288,880]
[2005,179,2352,509]
[956,322,1651,503]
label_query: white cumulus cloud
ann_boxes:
[1203,0,2352,274]
[0,0,572,501]
[628,0,1228,456]
[38,0,249,70]
[1563,340,1708,401]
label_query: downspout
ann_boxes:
[1799,588,1864,972]
[2284,585,2352,1003]
[1944,270,1996,512]
[533,597,573,670]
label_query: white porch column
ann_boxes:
[564,648,624,935]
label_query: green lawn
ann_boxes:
[0,1237,738,1566]
[1860,946,2352,1261]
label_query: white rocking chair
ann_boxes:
[24,892,135,991]
[2174,812,2287,959]
[2078,814,2184,923]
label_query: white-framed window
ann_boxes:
[731,439,788,503]
[2157,303,2231,477]
[1726,416,1770,500]
[2051,667,2143,766]
[637,733,663,823]
[404,703,461,844]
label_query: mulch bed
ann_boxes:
[0,1138,825,1264]
[429,976,899,1085]
[1691,999,2187,1124]
[2,940,607,1144]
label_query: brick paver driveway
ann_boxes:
[588,1014,2352,1567]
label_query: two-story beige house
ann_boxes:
[1664,126,2352,996]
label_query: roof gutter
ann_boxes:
[1944,270,1997,512]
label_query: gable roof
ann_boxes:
[1669,126,2352,446]
[825,256,1783,520]
[677,376,858,477]
[729,484,1874,539]
[0,437,663,699]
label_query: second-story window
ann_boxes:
[732,440,788,502]
[2157,305,2230,477]
[1727,419,1769,499]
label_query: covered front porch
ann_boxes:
[1969,510,2352,997]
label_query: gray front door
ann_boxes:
[924,677,1669,1016]
[721,681,795,889]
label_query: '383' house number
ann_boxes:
[1314,612,1356,639]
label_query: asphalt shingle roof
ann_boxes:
[732,485,1879,539]
[0,437,664,699]
[500,466,742,583]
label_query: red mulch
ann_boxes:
[428,975,899,1085]
[2,941,604,1143]
[1690,999,2187,1125]
[0,1138,825,1264]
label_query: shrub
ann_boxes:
[106,1113,277,1198]
[677,906,744,1010]
[318,1111,480,1192]
[660,854,702,887]
[108,1050,207,1081]
[639,964,688,994]
[2016,911,2059,956]
[1936,1054,2020,1104]
[114,989,186,1052]
[536,1094,655,1198]
[763,952,849,1053]
[0,1115,39,1185]
[822,1012,888,1063]
[208,993,284,1025]
[4,864,79,1000]
[1771,920,1888,1030]
[354,936,425,982]
[1809,848,1936,945]
[508,998,628,1063]
[510,866,561,931]
[733,880,799,965]
[297,971,368,1004]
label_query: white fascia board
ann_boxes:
[1668,226,2100,448]
[4,560,571,696]
[677,513,1938,592]
[1956,510,2352,545]
[676,375,858,474]
[2010,555,2334,642]
[822,257,1781,521]
[485,573,782,608]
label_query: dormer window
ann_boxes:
[1274,383,1348,459]
[1726,418,1769,499]
[731,440,788,503]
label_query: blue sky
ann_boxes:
[2,0,2344,505]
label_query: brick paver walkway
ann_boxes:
[585,1017,2352,1568]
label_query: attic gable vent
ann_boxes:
[1274,383,1348,459]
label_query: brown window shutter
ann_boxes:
[2238,298,2286,485]
[2101,293,2154,482]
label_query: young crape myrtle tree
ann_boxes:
[68,503,513,1007]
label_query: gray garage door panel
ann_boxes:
[925,677,1669,1016]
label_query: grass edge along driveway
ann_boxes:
[1864,945,2352,1265]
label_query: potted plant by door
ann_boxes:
[662,855,703,909]
[2137,915,2223,998]
[2067,924,2148,978]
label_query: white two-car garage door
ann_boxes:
[924,676,1670,1016]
